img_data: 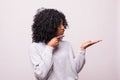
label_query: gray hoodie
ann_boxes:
[29,40,86,80]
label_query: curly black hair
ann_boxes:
[32,8,68,44]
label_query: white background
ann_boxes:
[0,0,120,80]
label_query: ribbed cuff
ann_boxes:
[46,45,54,51]
[79,48,86,55]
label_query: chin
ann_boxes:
[57,33,63,36]
[60,33,64,35]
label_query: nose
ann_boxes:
[60,25,65,30]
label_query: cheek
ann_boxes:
[57,28,60,32]
[56,30,62,35]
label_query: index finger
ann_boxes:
[56,35,64,39]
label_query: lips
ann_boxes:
[61,30,64,33]
[61,30,65,32]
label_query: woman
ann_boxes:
[29,8,101,80]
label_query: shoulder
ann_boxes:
[29,42,38,48]
[28,43,38,52]
[29,42,45,49]
[29,42,46,54]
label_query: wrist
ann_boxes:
[47,43,55,48]
[81,46,86,50]
[47,44,53,47]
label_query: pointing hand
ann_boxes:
[47,35,64,47]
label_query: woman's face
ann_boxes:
[56,23,65,36]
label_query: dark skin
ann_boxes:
[47,35,102,49]
[80,40,102,49]
[47,23,102,49]
[47,35,64,47]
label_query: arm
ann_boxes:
[29,35,64,80]
[74,49,86,73]
[72,40,102,73]
[29,44,54,80]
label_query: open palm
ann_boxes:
[81,40,102,49]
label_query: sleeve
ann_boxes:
[69,43,86,73]
[74,49,86,73]
[29,44,54,80]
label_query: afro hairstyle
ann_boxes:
[32,8,68,44]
